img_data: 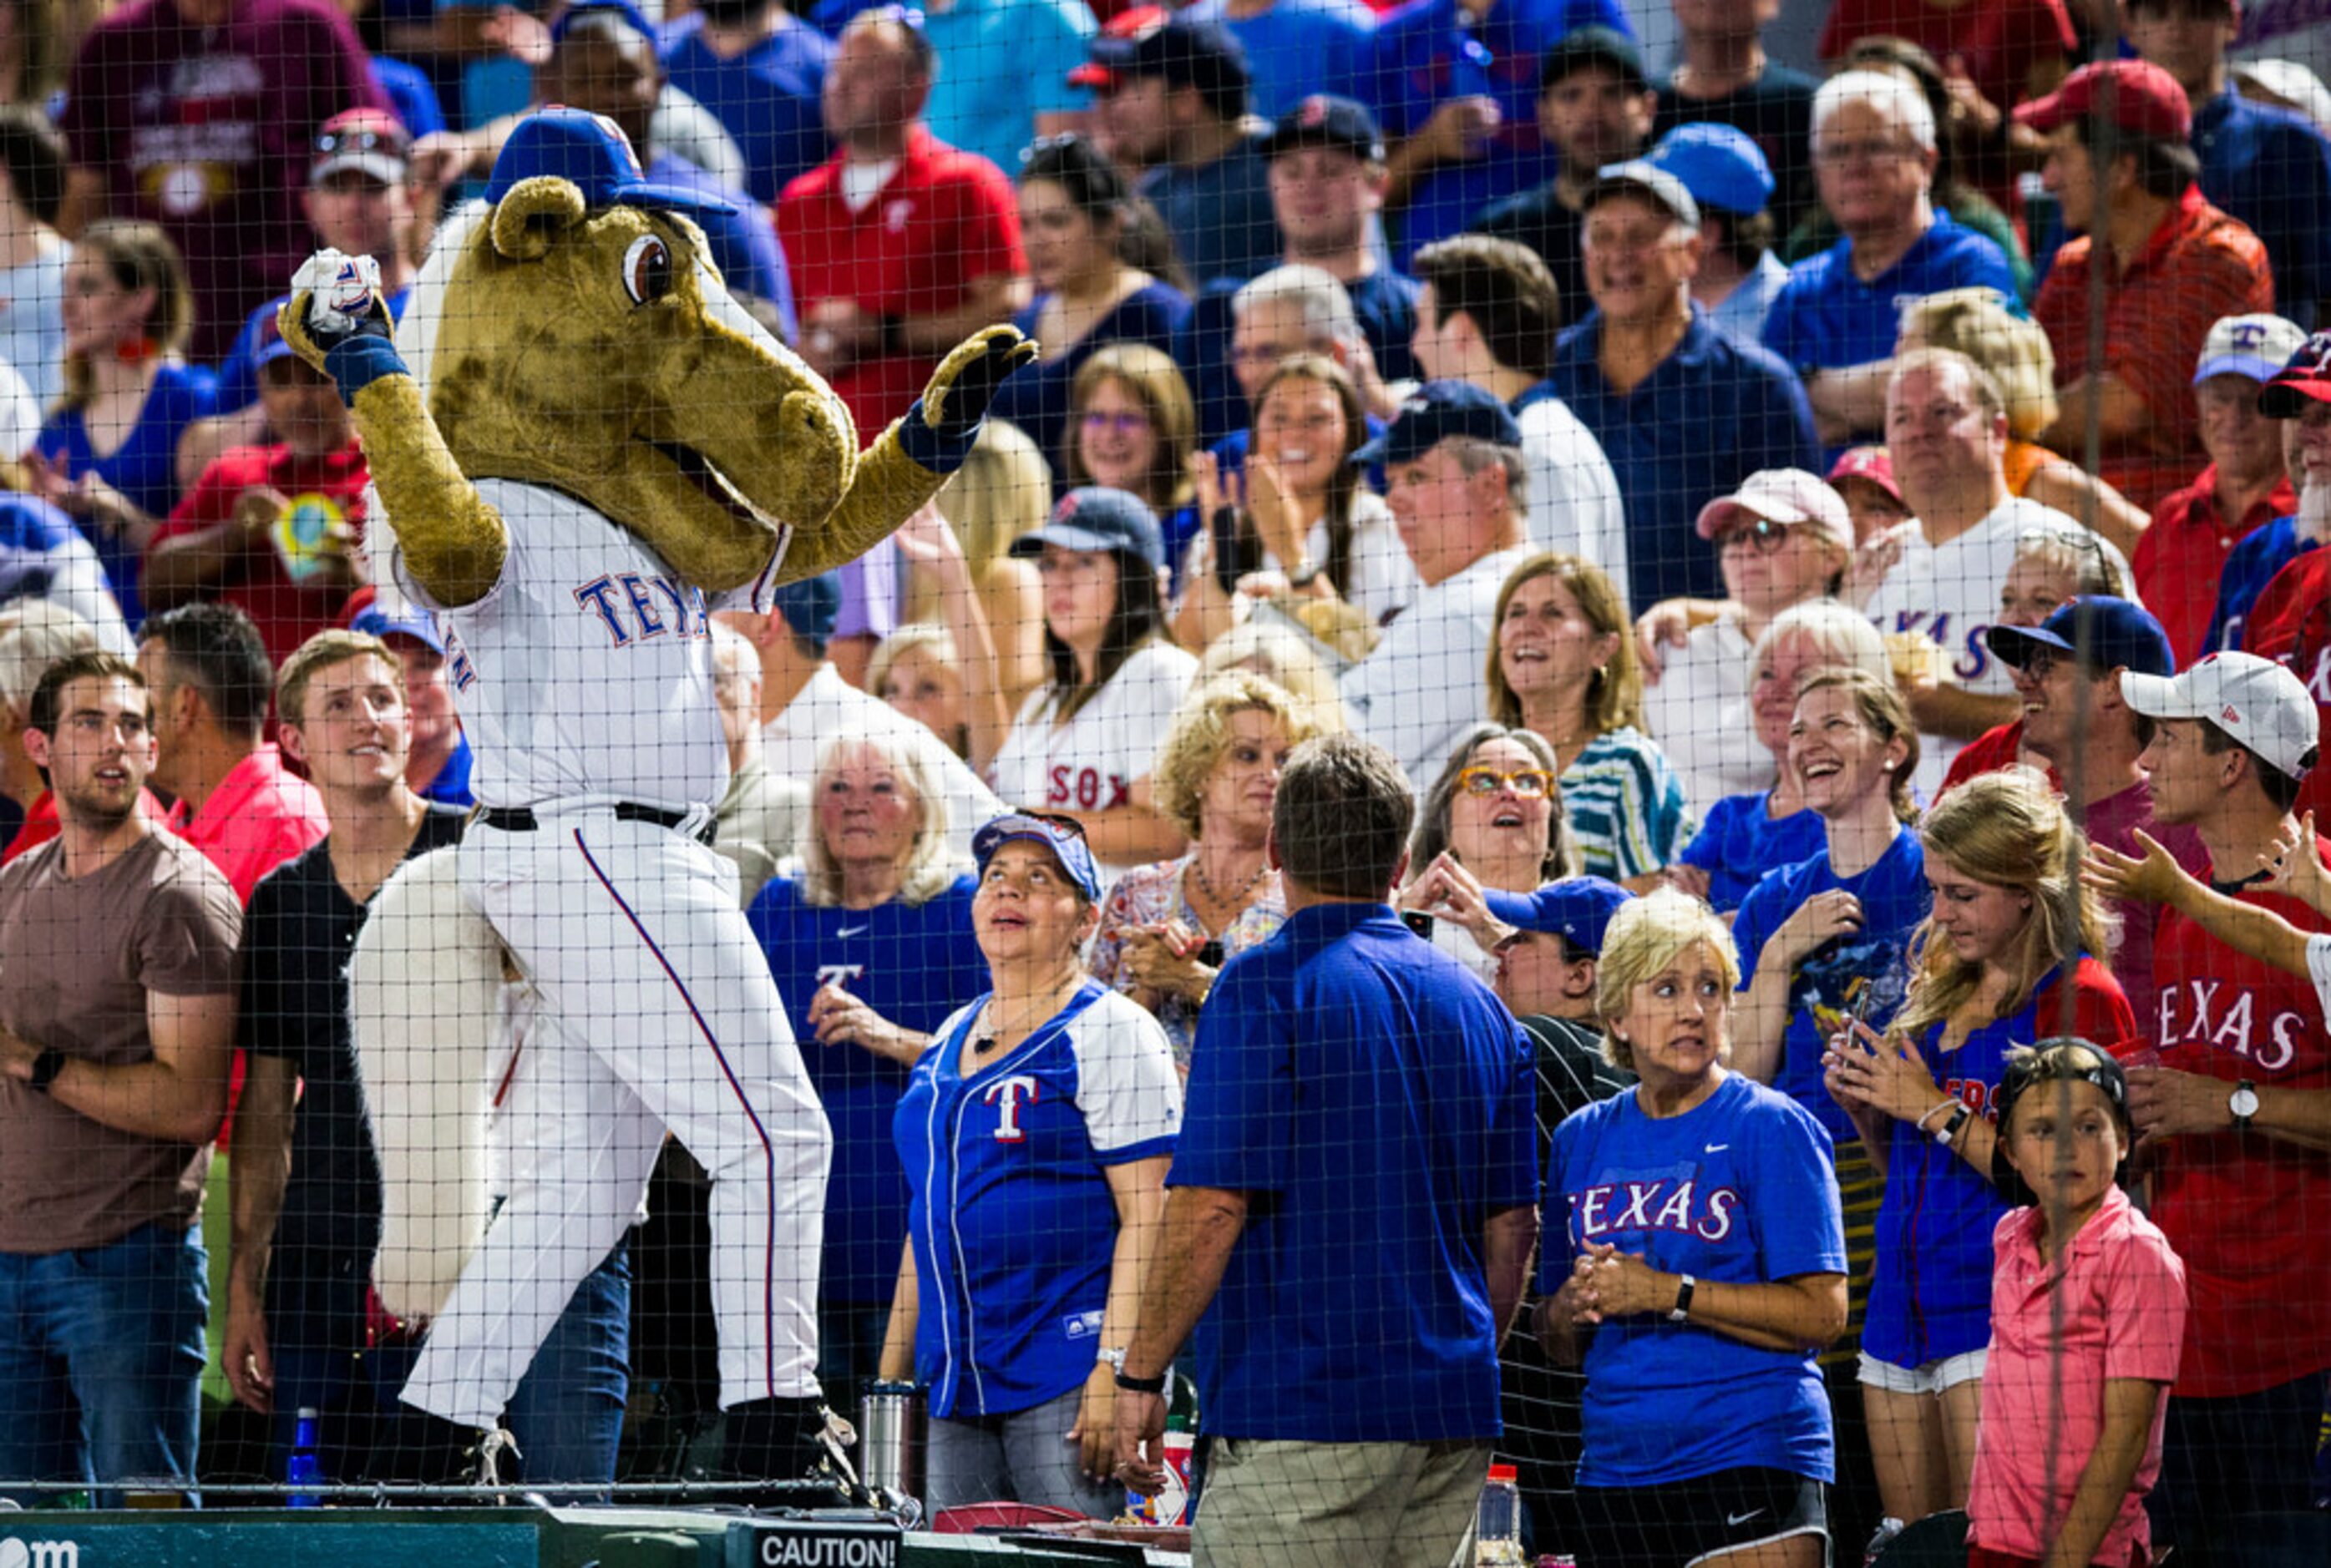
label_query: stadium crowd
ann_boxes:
[0,0,2328,1563]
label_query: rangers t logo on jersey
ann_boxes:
[984,1075,1040,1142]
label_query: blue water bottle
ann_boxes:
[286,1407,323,1507]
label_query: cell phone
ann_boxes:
[1401,910,1436,938]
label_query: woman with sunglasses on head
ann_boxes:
[1487,553,1689,893]
[1823,768,2133,1537]
[1638,472,1856,821]
[989,487,1198,872]
[1173,353,1414,650]
[882,811,1179,1517]
[985,135,1189,465]
[1399,721,1582,983]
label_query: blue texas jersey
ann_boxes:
[895,981,1180,1419]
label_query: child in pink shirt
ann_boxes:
[1964,1039,2186,1568]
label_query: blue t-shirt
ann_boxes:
[659,12,834,206]
[34,360,218,629]
[214,286,413,418]
[1546,1070,1843,1485]
[643,149,797,333]
[1761,213,2019,391]
[894,981,1180,1419]
[1354,0,1633,267]
[2207,514,2314,656]
[1681,790,1824,914]
[1171,901,1537,1443]
[1862,959,2131,1369]
[2196,88,2331,330]
[1346,266,1425,385]
[1183,0,1376,120]
[1531,306,1819,609]
[1731,826,1930,1149]
[753,873,986,1305]
[420,730,474,809]
[990,280,1192,462]
[1139,135,1284,290]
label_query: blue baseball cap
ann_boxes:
[1483,877,1633,955]
[1261,95,1384,164]
[550,0,657,45]
[1008,487,1166,573]
[1647,122,1774,218]
[1351,381,1523,468]
[773,571,841,654]
[482,107,737,220]
[351,604,445,655]
[972,812,1105,903]
[252,306,299,370]
[1984,596,2174,678]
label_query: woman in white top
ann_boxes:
[990,487,1198,870]
[1173,354,1414,649]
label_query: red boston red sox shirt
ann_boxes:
[775,125,1026,435]
[2145,855,2331,1397]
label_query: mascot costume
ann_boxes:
[282,108,1035,1481]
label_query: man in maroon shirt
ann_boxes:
[2139,312,2304,666]
[57,0,388,359]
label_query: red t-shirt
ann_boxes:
[3,787,168,864]
[2144,849,2331,1398]
[1939,719,2061,797]
[149,440,369,665]
[2237,546,2331,829]
[2140,465,2296,669]
[58,0,388,360]
[167,744,329,905]
[776,125,1026,434]
[2034,189,2276,512]
[1817,0,2075,139]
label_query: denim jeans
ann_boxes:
[266,1235,632,1489]
[0,1220,208,1507]
[2151,1369,2331,1545]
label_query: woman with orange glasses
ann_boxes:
[1399,722,1581,983]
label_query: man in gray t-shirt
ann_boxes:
[0,650,240,1505]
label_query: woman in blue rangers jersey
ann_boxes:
[1539,889,1848,1568]
[1822,767,2133,1534]
[880,811,1181,1517]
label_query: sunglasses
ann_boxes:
[315,127,407,158]
[1715,516,1800,554]
[1457,766,1556,799]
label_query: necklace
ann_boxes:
[1188,850,1269,911]
[976,970,1082,1055]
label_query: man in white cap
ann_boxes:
[1639,468,1853,814]
[2116,649,2331,1547]
[2137,312,2306,665]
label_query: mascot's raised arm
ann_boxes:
[279,108,1033,1490]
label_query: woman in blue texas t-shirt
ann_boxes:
[31,223,218,630]
[1541,888,1847,1568]
[1822,768,2135,1533]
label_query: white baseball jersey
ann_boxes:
[1340,545,1533,789]
[1518,394,1626,585]
[393,478,781,812]
[989,640,1198,862]
[1641,616,1766,817]
[1862,496,2132,797]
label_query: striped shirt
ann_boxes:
[1559,726,1691,883]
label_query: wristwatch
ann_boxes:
[1096,1346,1127,1373]
[2230,1080,2261,1132]
[1669,1273,1696,1324]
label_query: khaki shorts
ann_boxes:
[1192,1435,1494,1568]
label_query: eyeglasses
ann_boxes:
[1081,408,1152,435]
[315,127,406,158]
[1457,766,1556,799]
[1716,516,1799,554]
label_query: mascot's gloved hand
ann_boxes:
[279,250,408,409]
[919,325,1039,443]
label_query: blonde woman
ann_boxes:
[1089,673,1314,1067]
[1488,552,1689,890]
[1897,288,2151,554]
[1824,768,2134,1530]
[1062,343,1202,578]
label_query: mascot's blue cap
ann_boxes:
[483,108,739,220]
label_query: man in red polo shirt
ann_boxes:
[134,601,326,902]
[2140,313,2304,666]
[2020,60,2275,511]
[776,9,1027,436]
[2119,651,2331,1547]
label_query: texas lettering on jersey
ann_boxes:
[1568,1177,1743,1244]
[2156,977,2311,1072]
[1878,609,1994,684]
[573,572,715,646]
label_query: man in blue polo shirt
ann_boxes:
[2129,0,2331,328]
[1761,69,2015,453]
[1528,159,1818,609]
[1357,0,1634,269]
[1112,732,1538,1568]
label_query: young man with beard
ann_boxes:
[0,651,241,1504]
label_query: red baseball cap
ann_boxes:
[2257,330,2331,416]
[1069,4,1168,90]
[2012,59,2192,141]
[1827,445,1902,505]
